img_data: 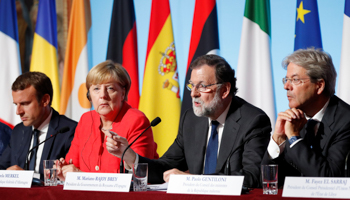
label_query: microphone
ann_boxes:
[25,127,70,170]
[120,117,161,173]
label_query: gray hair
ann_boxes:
[282,48,337,97]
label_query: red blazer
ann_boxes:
[66,102,158,173]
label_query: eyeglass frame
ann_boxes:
[186,82,223,93]
[282,77,312,86]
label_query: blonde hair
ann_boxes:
[86,60,131,101]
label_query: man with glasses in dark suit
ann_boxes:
[106,54,272,188]
[263,48,350,185]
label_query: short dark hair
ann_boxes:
[12,72,53,105]
[190,54,237,95]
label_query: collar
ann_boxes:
[208,100,232,125]
[305,98,330,122]
[32,108,53,133]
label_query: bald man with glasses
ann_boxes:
[263,48,350,185]
[110,54,271,188]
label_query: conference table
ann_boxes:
[0,186,337,200]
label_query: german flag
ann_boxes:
[107,0,139,108]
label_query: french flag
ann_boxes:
[0,0,21,128]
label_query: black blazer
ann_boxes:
[262,95,350,185]
[139,96,271,188]
[0,109,77,179]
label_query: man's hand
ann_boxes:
[106,134,136,167]
[7,165,24,171]
[273,108,306,143]
[163,169,190,182]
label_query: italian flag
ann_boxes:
[236,0,276,127]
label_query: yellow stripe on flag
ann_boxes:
[30,33,60,111]
[139,15,181,156]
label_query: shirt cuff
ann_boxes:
[124,153,139,170]
[267,136,286,159]
[289,137,303,148]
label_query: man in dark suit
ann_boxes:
[0,72,77,180]
[262,48,350,185]
[107,55,271,188]
[0,122,12,156]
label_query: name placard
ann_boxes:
[283,177,350,199]
[167,175,244,195]
[0,170,33,188]
[64,172,132,192]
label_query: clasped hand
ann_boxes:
[273,108,307,144]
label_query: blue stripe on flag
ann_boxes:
[345,0,350,18]
[0,0,19,42]
[35,0,58,48]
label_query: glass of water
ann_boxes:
[133,163,148,191]
[43,160,57,186]
[261,164,278,195]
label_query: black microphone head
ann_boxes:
[59,126,70,133]
[151,117,161,127]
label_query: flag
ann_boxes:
[337,0,350,104]
[139,0,181,156]
[30,0,60,111]
[181,0,219,116]
[236,0,276,127]
[60,0,92,120]
[294,0,322,50]
[107,0,139,109]
[0,0,21,128]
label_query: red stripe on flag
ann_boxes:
[186,0,216,70]
[145,0,171,61]
[122,22,140,108]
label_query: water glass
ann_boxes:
[261,164,278,195]
[43,160,57,186]
[133,163,148,191]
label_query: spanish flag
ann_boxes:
[30,0,60,111]
[60,0,91,120]
[139,0,181,156]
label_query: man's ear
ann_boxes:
[221,82,231,99]
[41,94,51,107]
[316,79,325,95]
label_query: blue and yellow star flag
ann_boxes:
[294,0,322,50]
[30,0,60,111]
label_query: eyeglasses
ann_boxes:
[282,77,310,85]
[186,82,222,92]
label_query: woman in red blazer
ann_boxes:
[56,60,158,181]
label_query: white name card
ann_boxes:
[0,170,33,188]
[283,177,350,199]
[64,172,132,192]
[167,175,244,195]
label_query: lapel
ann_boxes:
[40,109,59,173]
[319,96,337,149]
[17,126,33,169]
[216,97,242,172]
[192,117,209,174]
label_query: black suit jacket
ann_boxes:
[0,109,77,179]
[139,96,271,188]
[262,95,350,185]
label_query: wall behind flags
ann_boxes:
[90,0,344,115]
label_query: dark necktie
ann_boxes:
[29,129,40,170]
[204,121,219,174]
[304,119,318,149]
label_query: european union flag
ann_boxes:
[294,0,322,50]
